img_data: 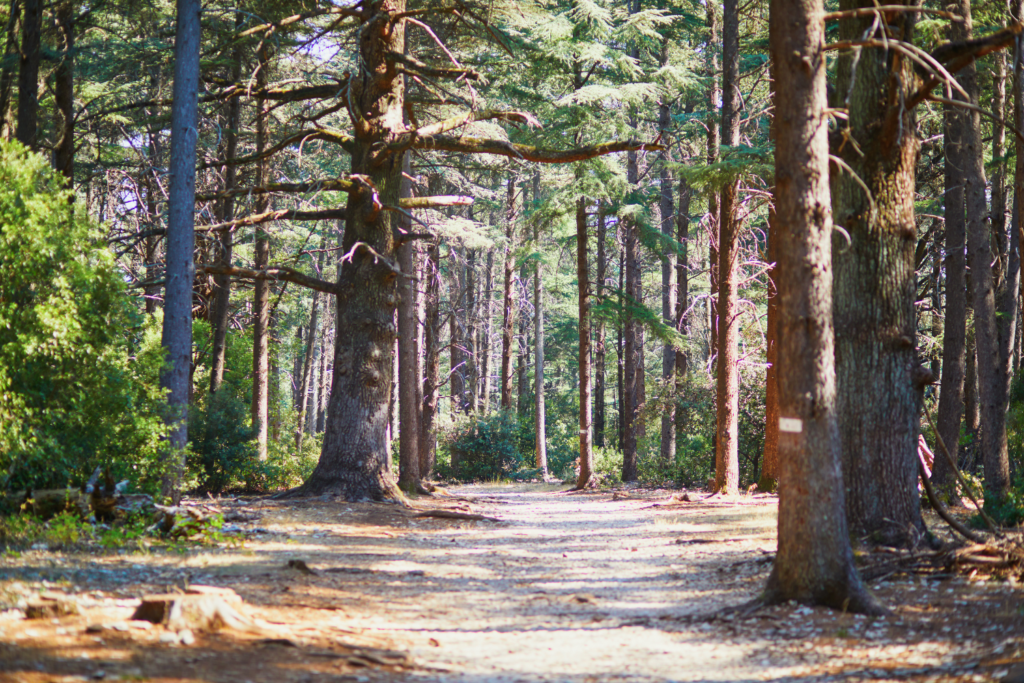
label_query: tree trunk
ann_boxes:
[832,0,926,547]
[397,154,421,491]
[760,52,779,494]
[296,287,321,452]
[763,0,883,614]
[623,189,640,483]
[933,47,970,489]
[714,0,741,494]
[707,1,721,365]
[251,45,271,462]
[144,124,163,316]
[466,247,478,413]
[659,36,676,466]
[298,0,408,500]
[617,244,625,452]
[0,0,21,139]
[534,200,547,476]
[595,202,608,449]
[577,196,595,488]
[481,248,494,414]
[209,33,242,395]
[53,1,74,180]
[675,176,692,435]
[159,0,201,502]
[317,309,332,433]
[15,0,40,149]
[450,250,467,415]
[420,241,441,479]
[517,261,530,417]
[500,175,517,411]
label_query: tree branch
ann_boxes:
[197,263,338,295]
[199,128,354,170]
[406,136,664,163]
[406,109,541,139]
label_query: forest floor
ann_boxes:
[0,482,1022,683]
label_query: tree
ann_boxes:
[831,0,927,546]
[159,0,201,501]
[714,0,741,494]
[763,0,883,614]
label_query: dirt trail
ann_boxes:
[1,483,1023,683]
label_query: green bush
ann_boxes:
[0,141,165,493]
[188,386,258,494]
[441,411,526,481]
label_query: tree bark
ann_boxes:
[15,0,40,149]
[595,202,608,449]
[675,176,692,435]
[577,196,595,489]
[659,36,677,467]
[53,1,74,180]
[832,0,926,546]
[297,0,408,500]
[251,45,271,461]
[763,0,883,614]
[500,175,517,411]
[209,32,242,395]
[761,52,779,494]
[481,248,494,414]
[397,154,421,491]
[715,0,741,494]
[623,176,640,483]
[932,34,970,489]
[420,241,441,479]
[517,261,530,417]
[159,0,201,502]
[707,1,721,365]
[535,197,547,476]
[0,0,21,139]
[296,286,321,452]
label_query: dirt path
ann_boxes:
[1,483,1022,682]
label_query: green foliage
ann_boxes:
[187,386,258,494]
[441,411,528,481]
[0,141,165,493]
[978,480,1024,528]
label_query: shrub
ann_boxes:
[441,411,526,481]
[0,141,165,493]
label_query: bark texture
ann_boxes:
[832,0,926,546]
[159,0,201,501]
[15,0,40,149]
[715,0,741,494]
[250,45,271,461]
[764,0,883,614]
[298,0,408,500]
[577,197,595,489]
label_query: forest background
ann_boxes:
[0,0,1022,533]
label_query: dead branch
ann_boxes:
[411,510,502,522]
[197,264,338,295]
[407,135,663,163]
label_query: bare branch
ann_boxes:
[408,109,541,139]
[406,136,663,163]
[197,263,338,295]
[821,6,963,22]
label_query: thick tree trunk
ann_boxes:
[251,45,271,461]
[298,0,407,500]
[397,154,421,491]
[659,37,677,466]
[833,0,926,546]
[714,0,741,495]
[209,35,242,395]
[577,196,595,489]
[933,51,970,489]
[500,176,517,411]
[594,202,607,449]
[159,0,201,502]
[53,1,74,180]
[420,242,441,479]
[763,0,882,614]
[15,0,40,149]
